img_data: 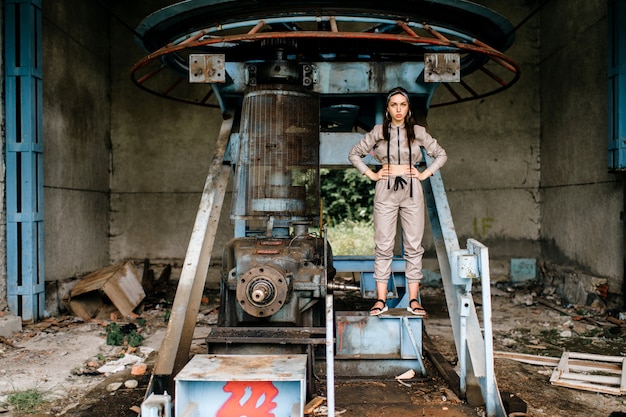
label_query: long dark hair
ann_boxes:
[382,86,417,143]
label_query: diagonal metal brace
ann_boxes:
[145,116,233,397]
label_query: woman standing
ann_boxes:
[348,86,447,316]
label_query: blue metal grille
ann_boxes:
[5,0,45,321]
[608,0,626,171]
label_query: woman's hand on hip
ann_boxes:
[416,169,433,181]
[365,167,390,181]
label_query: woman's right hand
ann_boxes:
[366,167,390,181]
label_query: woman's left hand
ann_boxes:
[406,167,433,181]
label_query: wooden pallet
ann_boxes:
[549,352,626,395]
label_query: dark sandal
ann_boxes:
[407,298,427,316]
[369,299,388,316]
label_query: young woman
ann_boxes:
[348,86,447,316]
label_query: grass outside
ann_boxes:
[3,388,47,414]
[326,220,375,256]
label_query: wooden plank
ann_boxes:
[567,360,622,374]
[494,351,559,367]
[535,299,606,327]
[621,358,626,392]
[567,351,626,363]
[422,332,462,399]
[550,352,570,384]
[304,397,325,414]
[551,378,623,395]
[70,263,125,296]
[101,262,145,316]
[558,372,621,385]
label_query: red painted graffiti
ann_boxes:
[216,381,279,417]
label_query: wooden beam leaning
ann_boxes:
[149,116,234,394]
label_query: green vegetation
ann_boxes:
[105,322,144,347]
[327,220,375,256]
[106,322,125,346]
[539,328,561,345]
[127,330,145,347]
[320,168,375,256]
[321,168,374,226]
[4,388,47,414]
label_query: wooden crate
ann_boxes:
[69,261,145,320]
[550,352,626,395]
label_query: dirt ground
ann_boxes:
[0,283,625,417]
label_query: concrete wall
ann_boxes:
[42,1,111,281]
[108,2,232,284]
[539,0,623,298]
[428,0,541,259]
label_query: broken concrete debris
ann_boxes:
[0,314,22,338]
[97,353,145,376]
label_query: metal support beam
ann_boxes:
[5,0,44,321]
[147,116,233,397]
[422,151,506,416]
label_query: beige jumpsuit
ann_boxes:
[348,123,447,284]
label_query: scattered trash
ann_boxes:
[395,369,415,380]
[311,405,347,416]
[97,353,143,375]
[107,382,123,392]
[395,369,416,387]
[124,379,139,389]
[131,363,148,376]
[440,387,461,403]
[559,330,572,338]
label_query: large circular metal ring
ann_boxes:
[131,0,520,108]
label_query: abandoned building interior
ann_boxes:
[0,0,625,416]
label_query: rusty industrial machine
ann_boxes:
[220,85,331,328]
[131,1,520,416]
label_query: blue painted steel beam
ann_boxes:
[422,151,506,416]
[608,0,626,170]
[5,0,45,321]
[217,61,436,97]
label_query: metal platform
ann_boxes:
[334,309,426,377]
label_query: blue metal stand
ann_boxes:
[4,0,45,321]
[334,310,426,376]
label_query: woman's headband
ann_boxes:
[386,89,410,103]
